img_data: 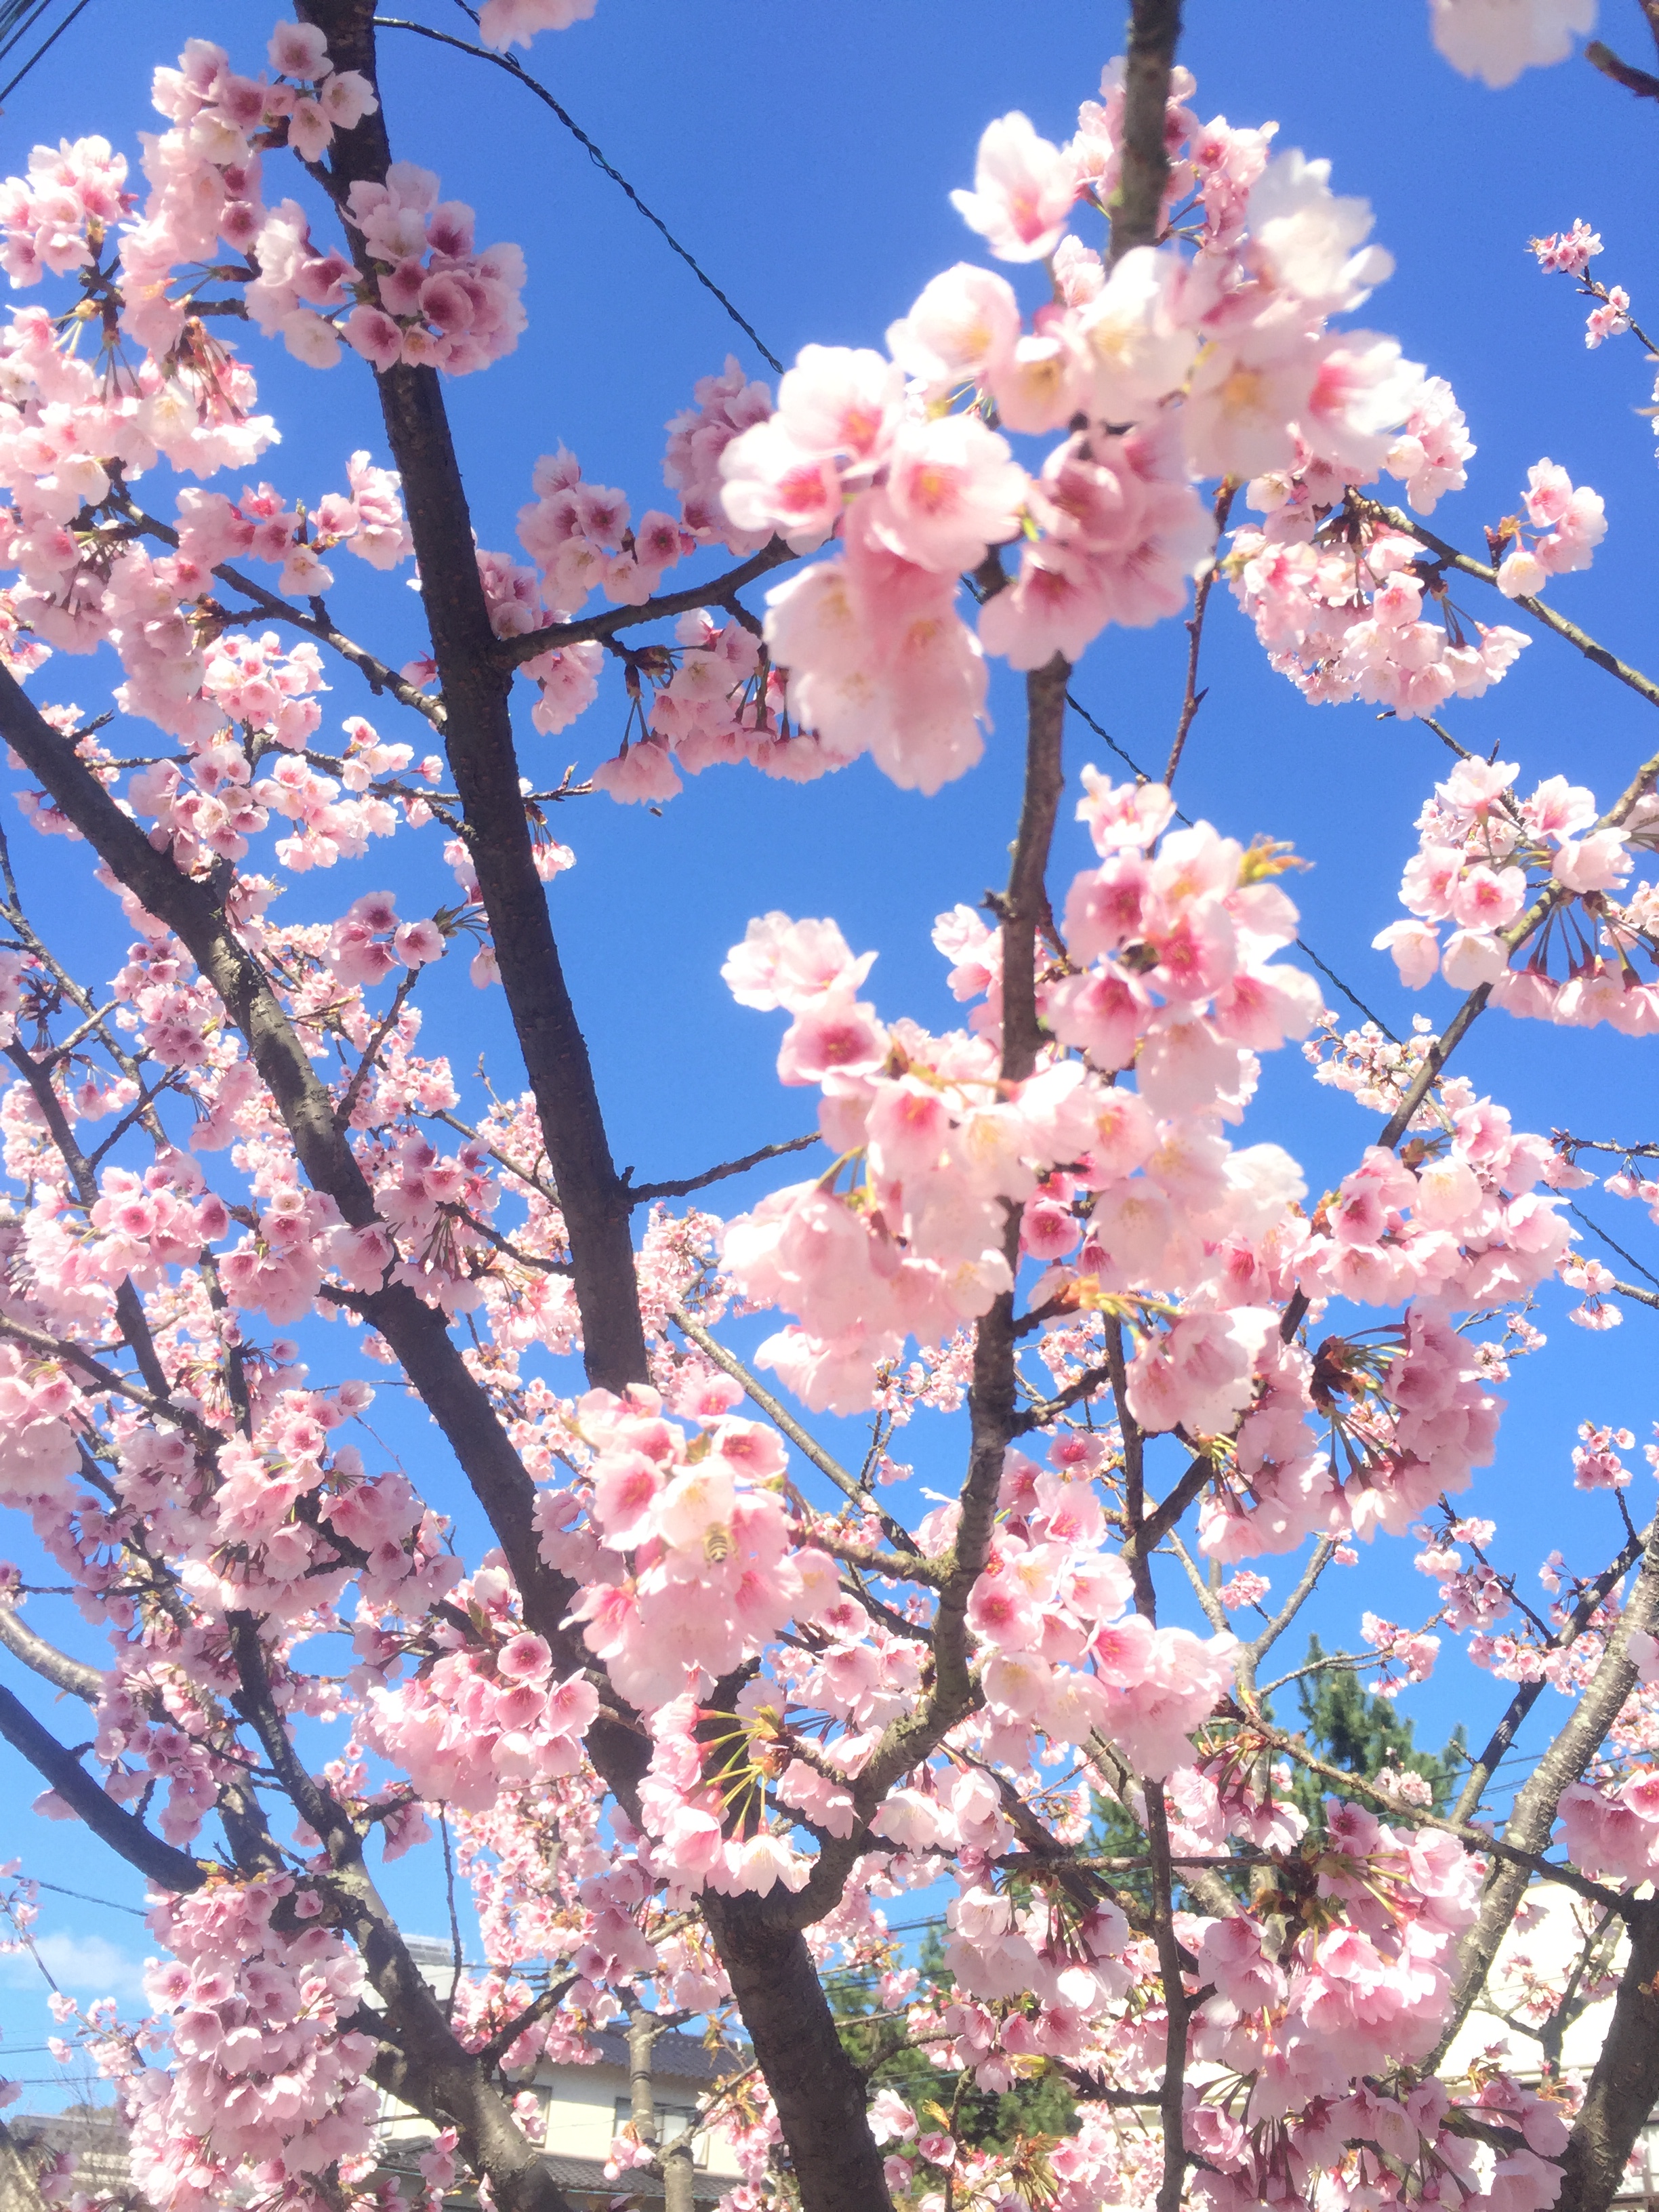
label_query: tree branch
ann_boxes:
[1164,482,1235,788]
[0,663,649,1802]
[670,1306,918,1555]
[225,1613,580,2212]
[627,1131,819,1206]
[1585,38,1659,99]
[1366,500,1659,716]
[1109,0,1184,262]
[0,1607,103,1704]
[1423,1517,1659,2074]
[1451,1525,1647,1823]
[1555,1900,1659,2212]
[295,0,649,1395]
[490,537,797,671]
[0,1681,209,1891]
[117,497,444,726]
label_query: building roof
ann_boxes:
[580,2031,744,2085]
[540,2150,734,2204]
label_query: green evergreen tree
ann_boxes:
[1286,1633,1467,1833]
[830,1923,1079,2152]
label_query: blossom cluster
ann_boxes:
[1375,752,1659,1029]
[1225,460,1530,720]
[129,1877,380,2212]
[1492,458,1607,598]
[712,83,1475,790]
[720,777,1322,1416]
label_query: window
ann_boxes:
[613,2100,706,2165]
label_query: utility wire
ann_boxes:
[0,0,54,63]
[0,0,93,108]
[373,9,782,373]
[1568,1200,1659,1291]
[28,1880,147,1919]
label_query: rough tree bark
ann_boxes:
[297,0,649,1397]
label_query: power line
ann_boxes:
[28,1881,147,1920]
[0,1,54,62]
[1568,1200,1659,1292]
[0,0,93,108]
[373,9,782,373]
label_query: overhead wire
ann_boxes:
[28,1880,147,1919]
[0,1,55,64]
[0,0,93,109]
[373,5,782,372]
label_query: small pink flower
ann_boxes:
[393,917,446,967]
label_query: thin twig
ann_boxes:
[335,969,418,1130]
[1164,481,1236,787]
[116,497,443,726]
[669,1307,919,1555]
[627,1131,819,1206]
[1368,499,1659,716]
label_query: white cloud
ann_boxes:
[0,1933,148,2001]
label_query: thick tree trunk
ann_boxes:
[1556,1901,1659,2212]
[1425,1521,1659,2074]
[700,1893,893,2212]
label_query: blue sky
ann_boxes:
[4,0,1659,2093]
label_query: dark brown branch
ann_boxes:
[1144,1782,1192,2212]
[1238,1537,1336,1689]
[476,1975,579,2072]
[1109,0,1184,262]
[801,1529,949,1589]
[1254,1711,1630,1914]
[1585,38,1659,98]
[289,19,884,2207]
[1107,1322,1156,1622]
[335,968,419,1130]
[438,1202,572,1277]
[1554,1135,1659,1160]
[0,1607,102,1703]
[0,1681,209,1890]
[1278,734,1659,1346]
[999,657,1069,1082]
[697,1891,895,2212]
[0,1311,201,1436]
[1136,1451,1218,1557]
[1424,1518,1659,2074]
[225,1614,579,2212]
[295,0,649,1396]
[4,1039,171,1403]
[491,537,797,671]
[117,497,443,726]
[1452,1525,1647,1823]
[1367,500,1659,716]
[0,665,649,1793]
[1555,1900,1659,2212]
[1012,1357,1113,1435]
[777,655,1076,1906]
[628,1131,819,1206]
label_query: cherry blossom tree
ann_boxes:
[2,6,1659,2212]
